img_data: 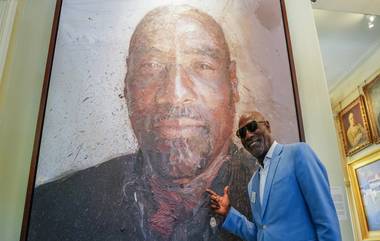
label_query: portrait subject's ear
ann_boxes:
[265,120,271,132]
[124,57,129,84]
[126,56,130,71]
[124,57,130,105]
[229,60,239,103]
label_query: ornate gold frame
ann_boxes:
[338,96,372,156]
[363,74,380,144]
[348,149,380,240]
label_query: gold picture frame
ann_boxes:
[363,74,380,144]
[348,149,380,240]
[338,96,372,156]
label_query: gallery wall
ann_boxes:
[330,39,380,240]
[330,43,380,161]
[285,1,354,240]
[0,1,55,240]
[0,0,354,240]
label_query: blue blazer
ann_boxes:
[222,143,342,241]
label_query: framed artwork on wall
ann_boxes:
[363,74,380,144]
[348,149,380,240]
[21,0,304,240]
[338,96,372,157]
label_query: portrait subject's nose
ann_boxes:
[156,63,197,105]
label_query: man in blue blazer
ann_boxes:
[207,111,342,241]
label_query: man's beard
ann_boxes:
[244,136,265,158]
[157,134,212,178]
[136,105,214,179]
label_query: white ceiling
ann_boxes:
[312,0,380,89]
[313,0,380,16]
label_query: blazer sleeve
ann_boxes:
[295,143,342,241]
[222,207,257,241]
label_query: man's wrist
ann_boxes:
[226,204,231,216]
[222,204,232,218]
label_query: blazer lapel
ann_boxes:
[261,144,283,217]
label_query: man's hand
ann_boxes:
[206,186,231,217]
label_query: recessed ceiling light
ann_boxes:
[366,15,376,29]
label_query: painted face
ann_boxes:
[348,113,355,126]
[125,10,237,179]
[238,113,272,160]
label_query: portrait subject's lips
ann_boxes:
[153,118,207,138]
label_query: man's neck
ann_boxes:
[257,156,265,167]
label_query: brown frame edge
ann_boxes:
[19,0,63,240]
[279,0,305,142]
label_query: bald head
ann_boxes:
[238,111,267,129]
[238,111,274,163]
[128,5,231,64]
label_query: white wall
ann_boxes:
[330,43,380,162]
[329,23,380,241]
[285,0,354,240]
[0,1,56,241]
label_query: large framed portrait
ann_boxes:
[348,149,380,240]
[363,74,380,144]
[21,0,304,240]
[338,96,372,157]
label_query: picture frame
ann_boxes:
[363,74,380,144]
[348,149,380,240]
[21,0,305,240]
[338,96,372,156]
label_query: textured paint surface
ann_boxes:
[35,0,298,185]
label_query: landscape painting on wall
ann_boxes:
[349,149,380,240]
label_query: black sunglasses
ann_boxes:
[236,120,266,139]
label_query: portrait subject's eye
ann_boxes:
[194,61,216,71]
[200,63,213,70]
[141,61,165,72]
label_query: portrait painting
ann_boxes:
[348,149,380,240]
[22,0,303,240]
[363,74,380,143]
[338,96,371,156]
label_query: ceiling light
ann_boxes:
[366,15,376,29]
